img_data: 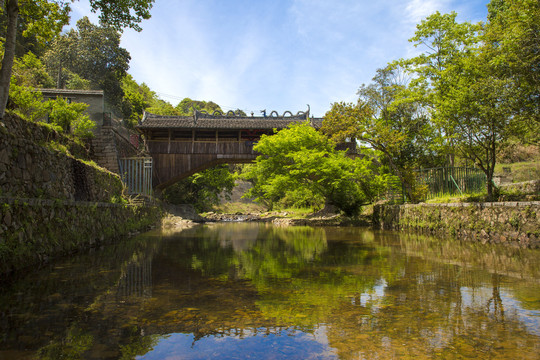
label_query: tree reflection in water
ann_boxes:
[0,223,538,359]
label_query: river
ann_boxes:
[0,223,539,359]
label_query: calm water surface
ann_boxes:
[0,223,539,359]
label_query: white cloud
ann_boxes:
[111,0,489,117]
[68,0,100,28]
[404,0,453,24]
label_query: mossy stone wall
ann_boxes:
[1,117,123,202]
[373,202,540,248]
[0,114,163,276]
[0,197,162,274]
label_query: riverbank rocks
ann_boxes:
[164,204,205,222]
[373,202,540,248]
[202,212,371,226]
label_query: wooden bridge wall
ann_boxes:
[148,140,258,189]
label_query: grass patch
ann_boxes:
[269,207,319,218]
[425,191,494,203]
[495,160,540,183]
[211,201,266,214]
[209,202,321,218]
[425,188,539,203]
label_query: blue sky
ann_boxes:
[71,0,489,117]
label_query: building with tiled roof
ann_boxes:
[39,88,105,126]
[137,110,322,133]
[135,109,330,188]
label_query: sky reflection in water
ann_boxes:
[139,327,337,360]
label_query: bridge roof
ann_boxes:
[137,112,324,131]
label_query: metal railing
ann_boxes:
[119,157,153,196]
[416,167,486,200]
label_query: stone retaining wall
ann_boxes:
[1,113,88,159]
[0,197,162,275]
[0,114,163,276]
[90,126,140,173]
[373,202,540,248]
[1,115,123,201]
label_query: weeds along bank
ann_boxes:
[373,202,540,248]
[0,114,162,275]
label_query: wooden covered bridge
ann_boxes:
[136,109,353,190]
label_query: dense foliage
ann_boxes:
[1,2,223,138]
[242,122,386,215]
[43,17,131,111]
[120,77,226,128]
[325,0,539,201]
[1,0,537,207]
[323,65,442,203]
[161,165,235,212]
[0,0,155,119]
[8,52,95,138]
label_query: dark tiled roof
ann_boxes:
[137,112,323,130]
[38,88,104,96]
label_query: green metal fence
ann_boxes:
[384,175,405,204]
[416,167,486,200]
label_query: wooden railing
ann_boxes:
[147,140,257,155]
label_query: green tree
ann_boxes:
[0,0,70,120]
[11,51,54,88]
[441,58,512,199]
[64,70,91,90]
[0,0,154,120]
[242,122,382,215]
[121,74,183,126]
[7,51,53,121]
[43,16,131,111]
[323,97,428,203]
[162,165,235,212]
[45,96,95,138]
[175,98,223,115]
[146,99,180,116]
[485,0,539,143]
[355,65,443,200]
[400,5,535,200]
[7,82,46,121]
[121,74,153,127]
[434,5,526,199]
[401,11,482,166]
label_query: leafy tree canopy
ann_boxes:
[0,0,70,57]
[485,0,539,141]
[242,122,385,215]
[162,165,235,212]
[0,0,155,119]
[394,2,538,199]
[43,16,130,111]
[175,98,223,116]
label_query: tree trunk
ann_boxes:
[56,61,63,88]
[0,0,19,120]
[486,178,493,200]
[447,152,455,167]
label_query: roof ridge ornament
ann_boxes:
[140,110,147,125]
